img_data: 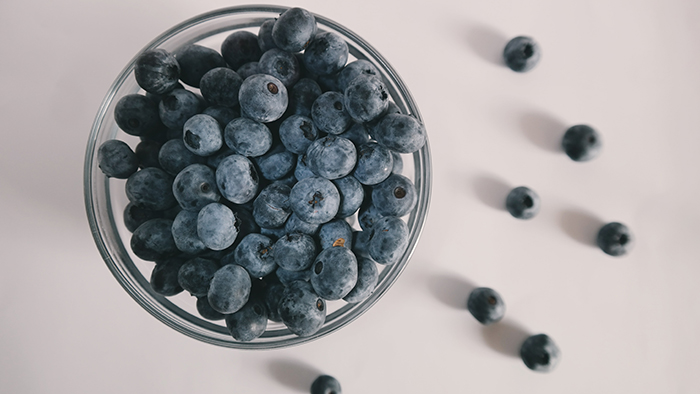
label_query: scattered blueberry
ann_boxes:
[467,287,506,325]
[520,334,560,372]
[310,375,342,394]
[562,124,602,162]
[503,36,541,72]
[505,186,540,219]
[597,222,633,256]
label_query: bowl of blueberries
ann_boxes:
[84,5,431,349]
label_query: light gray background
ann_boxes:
[2,0,699,392]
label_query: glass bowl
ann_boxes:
[84,5,431,349]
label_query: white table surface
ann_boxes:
[2,0,699,392]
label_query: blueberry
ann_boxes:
[262,282,285,322]
[562,124,602,162]
[226,233,276,278]
[239,74,288,123]
[289,176,340,224]
[338,59,381,92]
[311,91,353,135]
[310,375,342,394]
[159,88,202,130]
[505,186,540,219]
[467,287,506,325]
[158,138,206,175]
[374,113,426,154]
[285,212,320,236]
[114,94,163,136]
[520,334,560,372]
[207,263,251,314]
[123,202,162,233]
[357,202,384,231]
[318,219,353,250]
[221,31,262,70]
[202,105,240,128]
[597,222,633,256]
[294,153,316,181]
[258,19,278,52]
[98,139,138,179]
[353,141,393,186]
[224,117,273,157]
[279,115,318,154]
[368,216,409,265]
[131,218,178,261]
[125,167,176,211]
[253,182,292,228]
[215,154,258,204]
[225,296,268,341]
[306,136,357,180]
[236,62,261,80]
[311,246,358,300]
[254,144,296,181]
[172,164,221,211]
[197,202,239,251]
[135,140,162,169]
[371,174,417,217]
[199,67,243,107]
[332,175,364,218]
[503,36,541,72]
[177,257,219,297]
[196,295,225,320]
[303,32,348,76]
[271,233,317,271]
[150,256,186,296]
[288,78,322,118]
[174,44,227,88]
[182,114,223,156]
[134,49,180,95]
[272,7,317,53]
[171,209,207,254]
[337,122,370,147]
[259,48,302,88]
[343,256,379,304]
[344,75,389,123]
[278,280,326,337]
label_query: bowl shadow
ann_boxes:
[518,111,567,153]
[267,359,323,393]
[427,274,477,310]
[472,174,511,211]
[464,24,509,67]
[481,319,531,358]
[558,208,605,247]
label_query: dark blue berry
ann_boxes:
[343,75,389,123]
[311,375,342,394]
[158,138,206,175]
[150,256,186,296]
[196,295,225,320]
[337,122,370,147]
[294,153,316,181]
[159,88,202,130]
[171,209,207,254]
[172,164,221,211]
[343,256,378,304]
[135,140,162,169]
[199,67,243,107]
[197,202,239,251]
[123,202,162,233]
[353,141,393,186]
[182,114,223,156]
[288,78,322,117]
[258,19,278,52]
[236,62,261,80]
[285,212,320,236]
[332,175,364,218]
[239,74,288,123]
[391,151,403,174]
[208,263,251,314]
[202,105,239,128]
[125,167,176,211]
[178,257,219,297]
[272,8,317,53]
[174,44,227,88]
[259,48,302,88]
[225,296,268,341]
[254,144,296,181]
[303,31,348,76]
[368,216,409,265]
[278,280,326,337]
[597,222,633,256]
[134,49,180,95]
[114,94,163,136]
[311,91,352,135]
[358,202,384,231]
[310,247,358,300]
[216,154,259,204]
[271,233,317,271]
[98,139,138,179]
[520,334,560,372]
[562,124,601,162]
[224,117,273,157]
[279,114,318,154]
[374,113,426,154]
[131,218,178,261]
[306,136,357,180]
[253,182,292,228]
[221,31,262,70]
[506,186,540,219]
[289,176,340,224]
[467,287,506,325]
[226,233,276,278]
[504,36,541,72]
[371,174,417,217]
[318,219,353,250]
[263,282,285,322]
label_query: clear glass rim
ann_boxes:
[84,5,432,349]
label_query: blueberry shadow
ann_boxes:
[464,24,509,67]
[519,111,567,153]
[481,319,531,358]
[558,208,605,247]
[427,274,477,310]
[267,359,322,393]
[472,174,511,211]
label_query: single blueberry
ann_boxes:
[224,117,273,157]
[207,263,251,314]
[467,287,506,325]
[254,144,297,181]
[134,49,181,95]
[505,186,540,219]
[318,219,353,250]
[520,334,560,372]
[272,7,317,53]
[306,136,357,180]
[216,154,259,204]
[562,124,602,162]
[125,167,176,211]
[225,296,268,341]
[178,257,219,297]
[343,75,389,123]
[221,31,263,70]
[374,113,426,154]
[199,67,243,108]
[271,233,317,271]
[371,174,417,217]
[338,59,381,92]
[310,375,342,394]
[278,280,326,337]
[353,141,393,186]
[258,48,302,88]
[279,114,318,154]
[258,19,278,52]
[368,216,409,265]
[131,218,178,261]
[98,139,138,179]
[226,233,277,278]
[182,114,223,157]
[197,202,239,251]
[253,182,292,228]
[311,91,353,135]
[158,138,206,176]
[343,256,379,304]
[174,44,227,88]
[503,36,541,72]
[332,175,364,218]
[310,246,358,300]
[239,74,288,123]
[172,164,221,211]
[303,31,348,76]
[114,94,163,136]
[597,222,634,256]
[150,256,187,296]
[289,176,340,224]
[171,209,208,255]
[159,88,202,130]
[357,202,384,231]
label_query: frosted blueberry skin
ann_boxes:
[126,167,176,211]
[597,222,634,256]
[505,186,540,220]
[562,124,602,162]
[332,175,364,218]
[351,230,371,259]
[224,117,273,158]
[344,75,389,123]
[467,287,506,325]
[374,113,426,154]
[520,334,561,372]
[177,257,218,297]
[306,136,357,180]
[150,256,186,296]
[316,71,341,92]
[371,174,417,217]
[289,176,340,224]
[311,91,353,135]
[285,212,320,236]
[272,7,317,53]
[158,88,202,130]
[259,48,302,88]
[391,151,403,174]
[263,282,285,322]
[225,296,268,341]
[182,114,223,157]
[338,59,381,92]
[236,62,261,80]
[353,142,393,186]
[123,202,162,233]
[271,233,317,271]
[253,182,292,228]
[303,31,348,76]
[216,154,258,204]
[337,122,371,147]
[258,19,278,52]
[224,233,276,278]
[197,202,239,251]
[221,31,262,70]
[114,94,163,136]
[158,139,206,176]
[276,267,312,286]
[288,78,322,118]
[503,36,541,72]
[203,105,239,128]
[196,295,225,320]
[97,139,138,179]
[358,202,384,231]
[254,144,296,181]
[172,164,221,211]
[238,74,288,123]
[130,218,178,261]
[343,256,379,304]
[368,216,409,265]
[207,263,251,314]
[279,115,318,154]
[174,44,227,88]
[278,280,326,337]
[311,246,358,300]
[311,375,342,394]
[134,49,181,95]
[318,219,353,250]
[199,67,243,108]
[294,153,316,181]
[171,209,207,255]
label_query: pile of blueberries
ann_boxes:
[97,7,426,341]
